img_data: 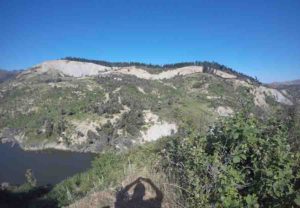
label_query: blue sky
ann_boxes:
[0,0,299,82]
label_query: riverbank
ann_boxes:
[0,126,137,153]
[0,130,104,153]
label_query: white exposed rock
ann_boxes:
[163,82,177,89]
[87,84,96,91]
[40,60,112,77]
[69,120,100,145]
[113,87,122,94]
[213,69,237,79]
[251,86,293,107]
[281,89,289,97]
[155,66,203,79]
[111,65,203,80]
[216,106,234,116]
[104,93,110,102]
[207,95,221,100]
[18,60,113,78]
[141,123,177,142]
[140,110,177,142]
[137,86,146,94]
[231,79,252,88]
[20,60,245,81]
[20,60,205,80]
[230,78,293,107]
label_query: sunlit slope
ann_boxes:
[0,59,293,152]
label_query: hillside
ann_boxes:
[268,79,300,102]
[0,59,293,153]
[1,59,299,208]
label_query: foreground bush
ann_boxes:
[164,113,300,207]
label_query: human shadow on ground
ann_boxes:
[114,177,163,208]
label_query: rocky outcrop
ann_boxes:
[216,106,234,116]
[251,86,293,107]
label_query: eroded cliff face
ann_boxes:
[0,60,292,152]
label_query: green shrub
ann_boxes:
[192,82,204,89]
[117,109,144,136]
[163,113,300,207]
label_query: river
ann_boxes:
[0,143,95,185]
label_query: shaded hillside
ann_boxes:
[0,69,18,83]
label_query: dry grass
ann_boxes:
[68,161,184,208]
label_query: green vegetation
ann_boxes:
[270,82,300,152]
[0,79,106,143]
[288,104,300,152]
[163,112,300,207]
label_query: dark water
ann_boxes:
[0,143,95,185]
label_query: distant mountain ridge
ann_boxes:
[269,79,300,87]
[0,69,18,83]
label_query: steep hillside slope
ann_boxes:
[0,59,293,153]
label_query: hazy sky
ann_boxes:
[1,0,300,82]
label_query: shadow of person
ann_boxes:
[114,177,163,208]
